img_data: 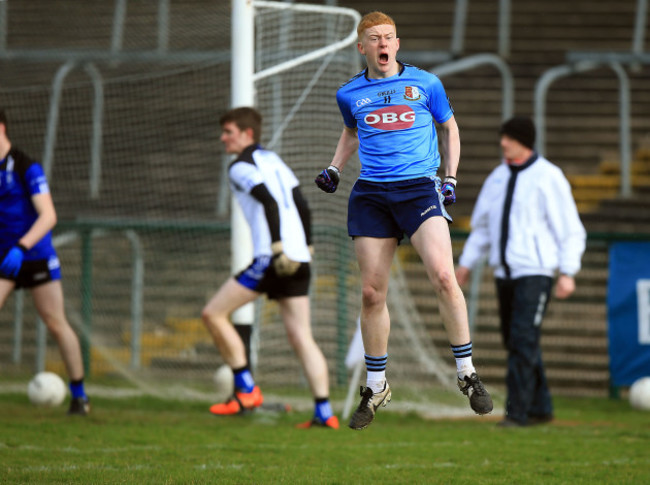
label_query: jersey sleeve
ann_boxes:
[23,161,50,196]
[229,161,264,194]
[336,88,356,129]
[426,74,454,124]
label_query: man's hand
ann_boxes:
[441,176,457,206]
[555,274,576,299]
[315,166,340,193]
[0,245,27,277]
[271,241,301,277]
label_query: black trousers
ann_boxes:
[496,275,554,423]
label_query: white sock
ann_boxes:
[367,370,386,393]
[456,357,475,380]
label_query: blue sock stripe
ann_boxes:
[364,353,388,362]
[451,342,473,358]
[365,353,388,371]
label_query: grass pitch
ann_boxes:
[1,388,650,484]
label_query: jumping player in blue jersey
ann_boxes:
[315,11,492,430]
[0,109,90,415]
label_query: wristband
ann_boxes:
[328,165,340,175]
[17,244,28,253]
[443,176,457,187]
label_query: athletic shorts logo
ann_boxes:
[364,105,415,131]
[404,86,421,101]
[421,204,437,217]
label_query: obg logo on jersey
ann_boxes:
[364,105,415,131]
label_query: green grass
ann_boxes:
[2,391,650,484]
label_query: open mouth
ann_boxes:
[379,53,389,64]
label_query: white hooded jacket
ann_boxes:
[458,154,586,279]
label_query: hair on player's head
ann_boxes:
[220,107,262,144]
[357,11,396,39]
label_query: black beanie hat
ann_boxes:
[499,116,536,149]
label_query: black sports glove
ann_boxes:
[315,165,340,193]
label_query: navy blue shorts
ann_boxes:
[347,177,452,241]
[235,256,310,300]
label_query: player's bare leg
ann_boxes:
[31,280,90,415]
[411,217,493,415]
[280,296,339,429]
[31,281,84,381]
[410,217,470,345]
[0,278,16,308]
[202,278,264,415]
[348,237,396,429]
[201,277,259,368]
[279,296,329,397]
[355,236,396,357]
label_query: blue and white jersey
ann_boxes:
[0,148,55,260]
[336,63,454,182]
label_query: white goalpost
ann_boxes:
[229,0,361,332]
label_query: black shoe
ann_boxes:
[497,417,526,428]
[68,396,90,416]
[457,373,493,415]
[348,381,391,430]
[528,414,554,425]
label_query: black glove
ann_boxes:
[315,165,340,193]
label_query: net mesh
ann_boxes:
[1,1,463,412]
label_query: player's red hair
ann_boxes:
[357,11,396,39]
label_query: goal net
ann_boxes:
[0,0,464,415]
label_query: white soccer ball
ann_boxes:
[629,376,650,411]
[27,372,67,407]
[212,364,234,393]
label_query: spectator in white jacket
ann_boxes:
[456,116,586,427]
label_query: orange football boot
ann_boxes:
[295,415,340,429]
[209,386,264,415]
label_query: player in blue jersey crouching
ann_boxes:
[315,11,492,430]
[0,109,90,415]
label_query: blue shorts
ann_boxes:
[235,256,310,300]
[347,177,452,241]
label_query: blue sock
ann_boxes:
[314,398,333,423]
[233,367,255,393]
[69,380,86,399]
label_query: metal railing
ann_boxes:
[534,61,632,197]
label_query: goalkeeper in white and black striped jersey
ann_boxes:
[202,107,338,429]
